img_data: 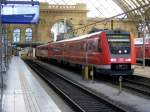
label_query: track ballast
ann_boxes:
[24,59,126,112]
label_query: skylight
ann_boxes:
[39,0,124,18]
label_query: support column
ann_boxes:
[84,65,89,80]
[111,20,113,30]
[141,15,146,68]
[0,1,3,111]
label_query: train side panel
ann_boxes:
[145,44,150,60]
[36,30,135,75]
[64,40,86,64]
[86,32,111,65]
[135,38,150,61]
[130,33,136,65]
[86,35,100,65]
[36,44,49,59]
[47,43,52,59]
[50,42,64,60]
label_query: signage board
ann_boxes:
[1,1,39,24]
[134,38,150,45]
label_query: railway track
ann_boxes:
[122,76,150,96]
[96,74,150,97]
[24,59,127,112]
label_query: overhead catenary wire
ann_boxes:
[88,0,105,17]
[71,3,150,33]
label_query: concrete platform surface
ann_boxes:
[38,60,150,112]
[2,57,69,112]
[134,65,150,78]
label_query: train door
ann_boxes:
[48,43,51,58]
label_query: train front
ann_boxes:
[106,30,135,75]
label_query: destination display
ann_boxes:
[107,35,130,39]
[1,3,39,24]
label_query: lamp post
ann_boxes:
[142,16,146,68]
[0,1,3,111]
[64,18,67,39]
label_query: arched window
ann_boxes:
[51,20,73,41]
[25,28,32,42]
[13,28,20,43]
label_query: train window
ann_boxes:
[80,43,84,51]
[40,46,47,50]
[108,40,130,54]
[64,44,69,51]
[107,34,130,54]
[108,41,130,54]
[67,42,82,51]
[75,45,79,51]
[76,43,82,51]
[87,40,97,52]
[98,39,102,52]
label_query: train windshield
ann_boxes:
[107,34,130,54]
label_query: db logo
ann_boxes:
[118,58,124,62]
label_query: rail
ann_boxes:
[24,59,127,112]
[96,75,150,97]
[123,76,150,96]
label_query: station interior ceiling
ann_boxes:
[3,0,150,46]
[42,0,150,20]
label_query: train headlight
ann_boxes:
[125,58,131,62]
[118,50,122,54]
[124,50,127,53]
[110,58,117,62]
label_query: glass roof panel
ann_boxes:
[118,0,150,17]
[132,0,140,7]
[7,0,150,19]
[39,0,124,18]
[145,0,149,4]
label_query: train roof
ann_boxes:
[105,30,130,35]
[36,29,131,48]
[52,31,103,44]
[36,43,48,47]
[88,28,130,35]
[53,29,130,44]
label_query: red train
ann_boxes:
[36,30,135,75]
[135,37,150,64]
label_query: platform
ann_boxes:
[2,57,73,112]
[134,65,150,78]
[38,60,150,112]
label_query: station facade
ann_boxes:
[7,3,137,45]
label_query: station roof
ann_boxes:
[5,0,150,21]
[39,0,150,20]
[114,0,150,20]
